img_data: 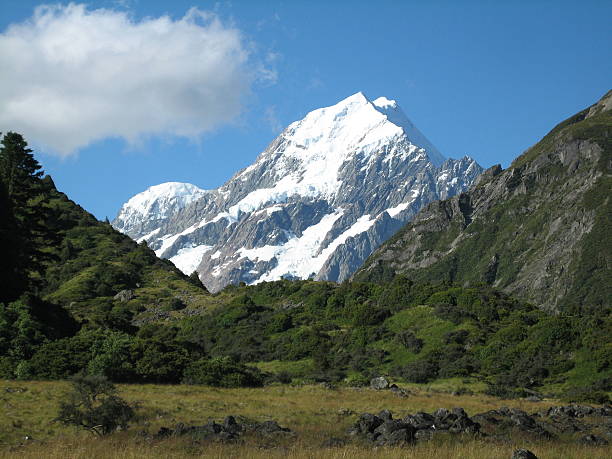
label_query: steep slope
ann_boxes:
[113,182,209,241]
[7,175,214,325]
[114,92,482,291]
[355,91,612,312]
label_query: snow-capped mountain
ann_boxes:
[113,92,483,291]
[114,182,209,241]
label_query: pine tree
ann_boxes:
[0,175,25,302]
[0,132,53,300]
[0,132,43,206]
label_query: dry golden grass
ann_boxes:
[1,380,610,458]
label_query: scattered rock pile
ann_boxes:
[474,404,612,442]
[348,407,480,446]
[155,416,292,442]
[350,405,611,447]
[472,407,551,438]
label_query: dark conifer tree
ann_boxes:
[0,132,43,205]
[0,175,26,302]
[0,132,55,299]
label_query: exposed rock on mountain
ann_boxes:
[114,92,482,292]
[355,90,612,312]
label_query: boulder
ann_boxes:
[113,289,134,302]
[580,434,608,446]
[403,412,435,430]
[254,420,291,435]
[370,376,389,390]
[389,384,410,397]
[511,449,538,459]
[352,413,383,434]
[378,426,415,446]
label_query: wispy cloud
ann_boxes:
[0,4,273,156]
[264,106,283,134]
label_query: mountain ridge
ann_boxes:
[354,90,612,312]
[113,92,482,291]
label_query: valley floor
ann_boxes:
[1,381,610,458]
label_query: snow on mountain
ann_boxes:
[113,182,208,241]
[113,92,484,291]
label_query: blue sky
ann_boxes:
[1,0,611,219]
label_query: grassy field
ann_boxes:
[1,380,610,458]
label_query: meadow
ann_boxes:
[1,380,610,458]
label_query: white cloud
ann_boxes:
[0,4,269,155]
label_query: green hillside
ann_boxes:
[355,90,612,313]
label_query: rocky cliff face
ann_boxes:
[113,92,483,292]
[355,91,612,312]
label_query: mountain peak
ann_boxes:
[372,96,398,109]
[113,182,208,239]
[114,93,482,291]
[124,182,207,213]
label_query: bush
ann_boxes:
[401,357,439,383]
[182,357,264,387]
[561,386,611,405]
[271,370,293,384]
[345,374,369,387]
[55,373,135,436]
[397,330,423,353]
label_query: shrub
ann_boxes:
[267,313,293,333]
[401,357,439,383]
[345,374,369,387]
[443,329,469,345]
[55,373,135,436]
[182,357,264,387]
[272,370,293,384]
[397,330,423,353]
[561,386,611,405]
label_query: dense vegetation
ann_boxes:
[0,132,609,402]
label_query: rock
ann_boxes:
[511,449,538,459]
[433,408,456,430]
[373,420,405,437]
[378,426,415,446]
[155,416,291,442]
[525,396,542,402]
[337,408,354,416]
[5,387,27,393]
[113,289,134,302]
[449,415,480,434]
[403,412,435,430]
[223,416,241,435]
[389,384,410,397]
[254,420,291,435]
[377,409,393,421]
[156,427,172,438]
[370,376,390,390]
[580,434,608,446]
[353,413,383,434]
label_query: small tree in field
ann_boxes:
[56,373,135,436]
